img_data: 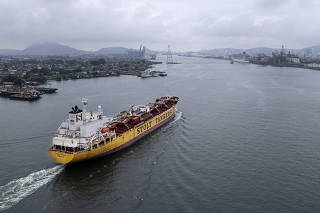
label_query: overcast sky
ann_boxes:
[1,0,320,51]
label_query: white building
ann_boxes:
[287,57,300,64]
[305,63,320,68]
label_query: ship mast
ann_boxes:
[82,98,88,122]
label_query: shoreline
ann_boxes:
[184,55,320,72]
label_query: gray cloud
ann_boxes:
[0,0,320,51]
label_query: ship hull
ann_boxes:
[48,106,176,164]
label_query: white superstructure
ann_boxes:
[52,98,113,150]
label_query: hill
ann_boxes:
[298,45,320,56]
[22,42,88,55]
[95,47,130,55]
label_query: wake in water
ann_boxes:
[0,165,63,211]
[173,110,183,123]
[0,111,182,211]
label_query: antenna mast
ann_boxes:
[167,45,174,64]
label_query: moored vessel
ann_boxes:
[233,58,250,64]
[0,88,41,101]
[48,96,179,164]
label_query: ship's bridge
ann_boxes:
[52,99,113,149]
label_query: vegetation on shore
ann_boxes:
[0,56,161,86]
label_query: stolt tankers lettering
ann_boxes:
[48,96,179,164]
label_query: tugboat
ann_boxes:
[48,96,179,164]
[159,71,167,76]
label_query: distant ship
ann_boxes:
[232,58,250,64]
[48,96,179,164]
[231,52,250,64]
[140,70,153,78]
[0,88,41,101]
[146,54,157,60]
[140,70,167,78]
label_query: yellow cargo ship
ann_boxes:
[48,96,179,164]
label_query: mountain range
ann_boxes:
[0,42,150,56]
[1,42,320,57]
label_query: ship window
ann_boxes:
[93,144,97,149]
[99,141,105,146]
[105,137,110,143]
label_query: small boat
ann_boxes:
[34,87,58,94]
[159,71,167,76]
[140,71,153,78]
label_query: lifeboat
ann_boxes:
[101,127,109,133]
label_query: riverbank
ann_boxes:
[0,56,165,101]
[0,55,162,85]
[187,54,320,72]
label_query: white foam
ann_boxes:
[0,165,63,211]
[173,110,183,123]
